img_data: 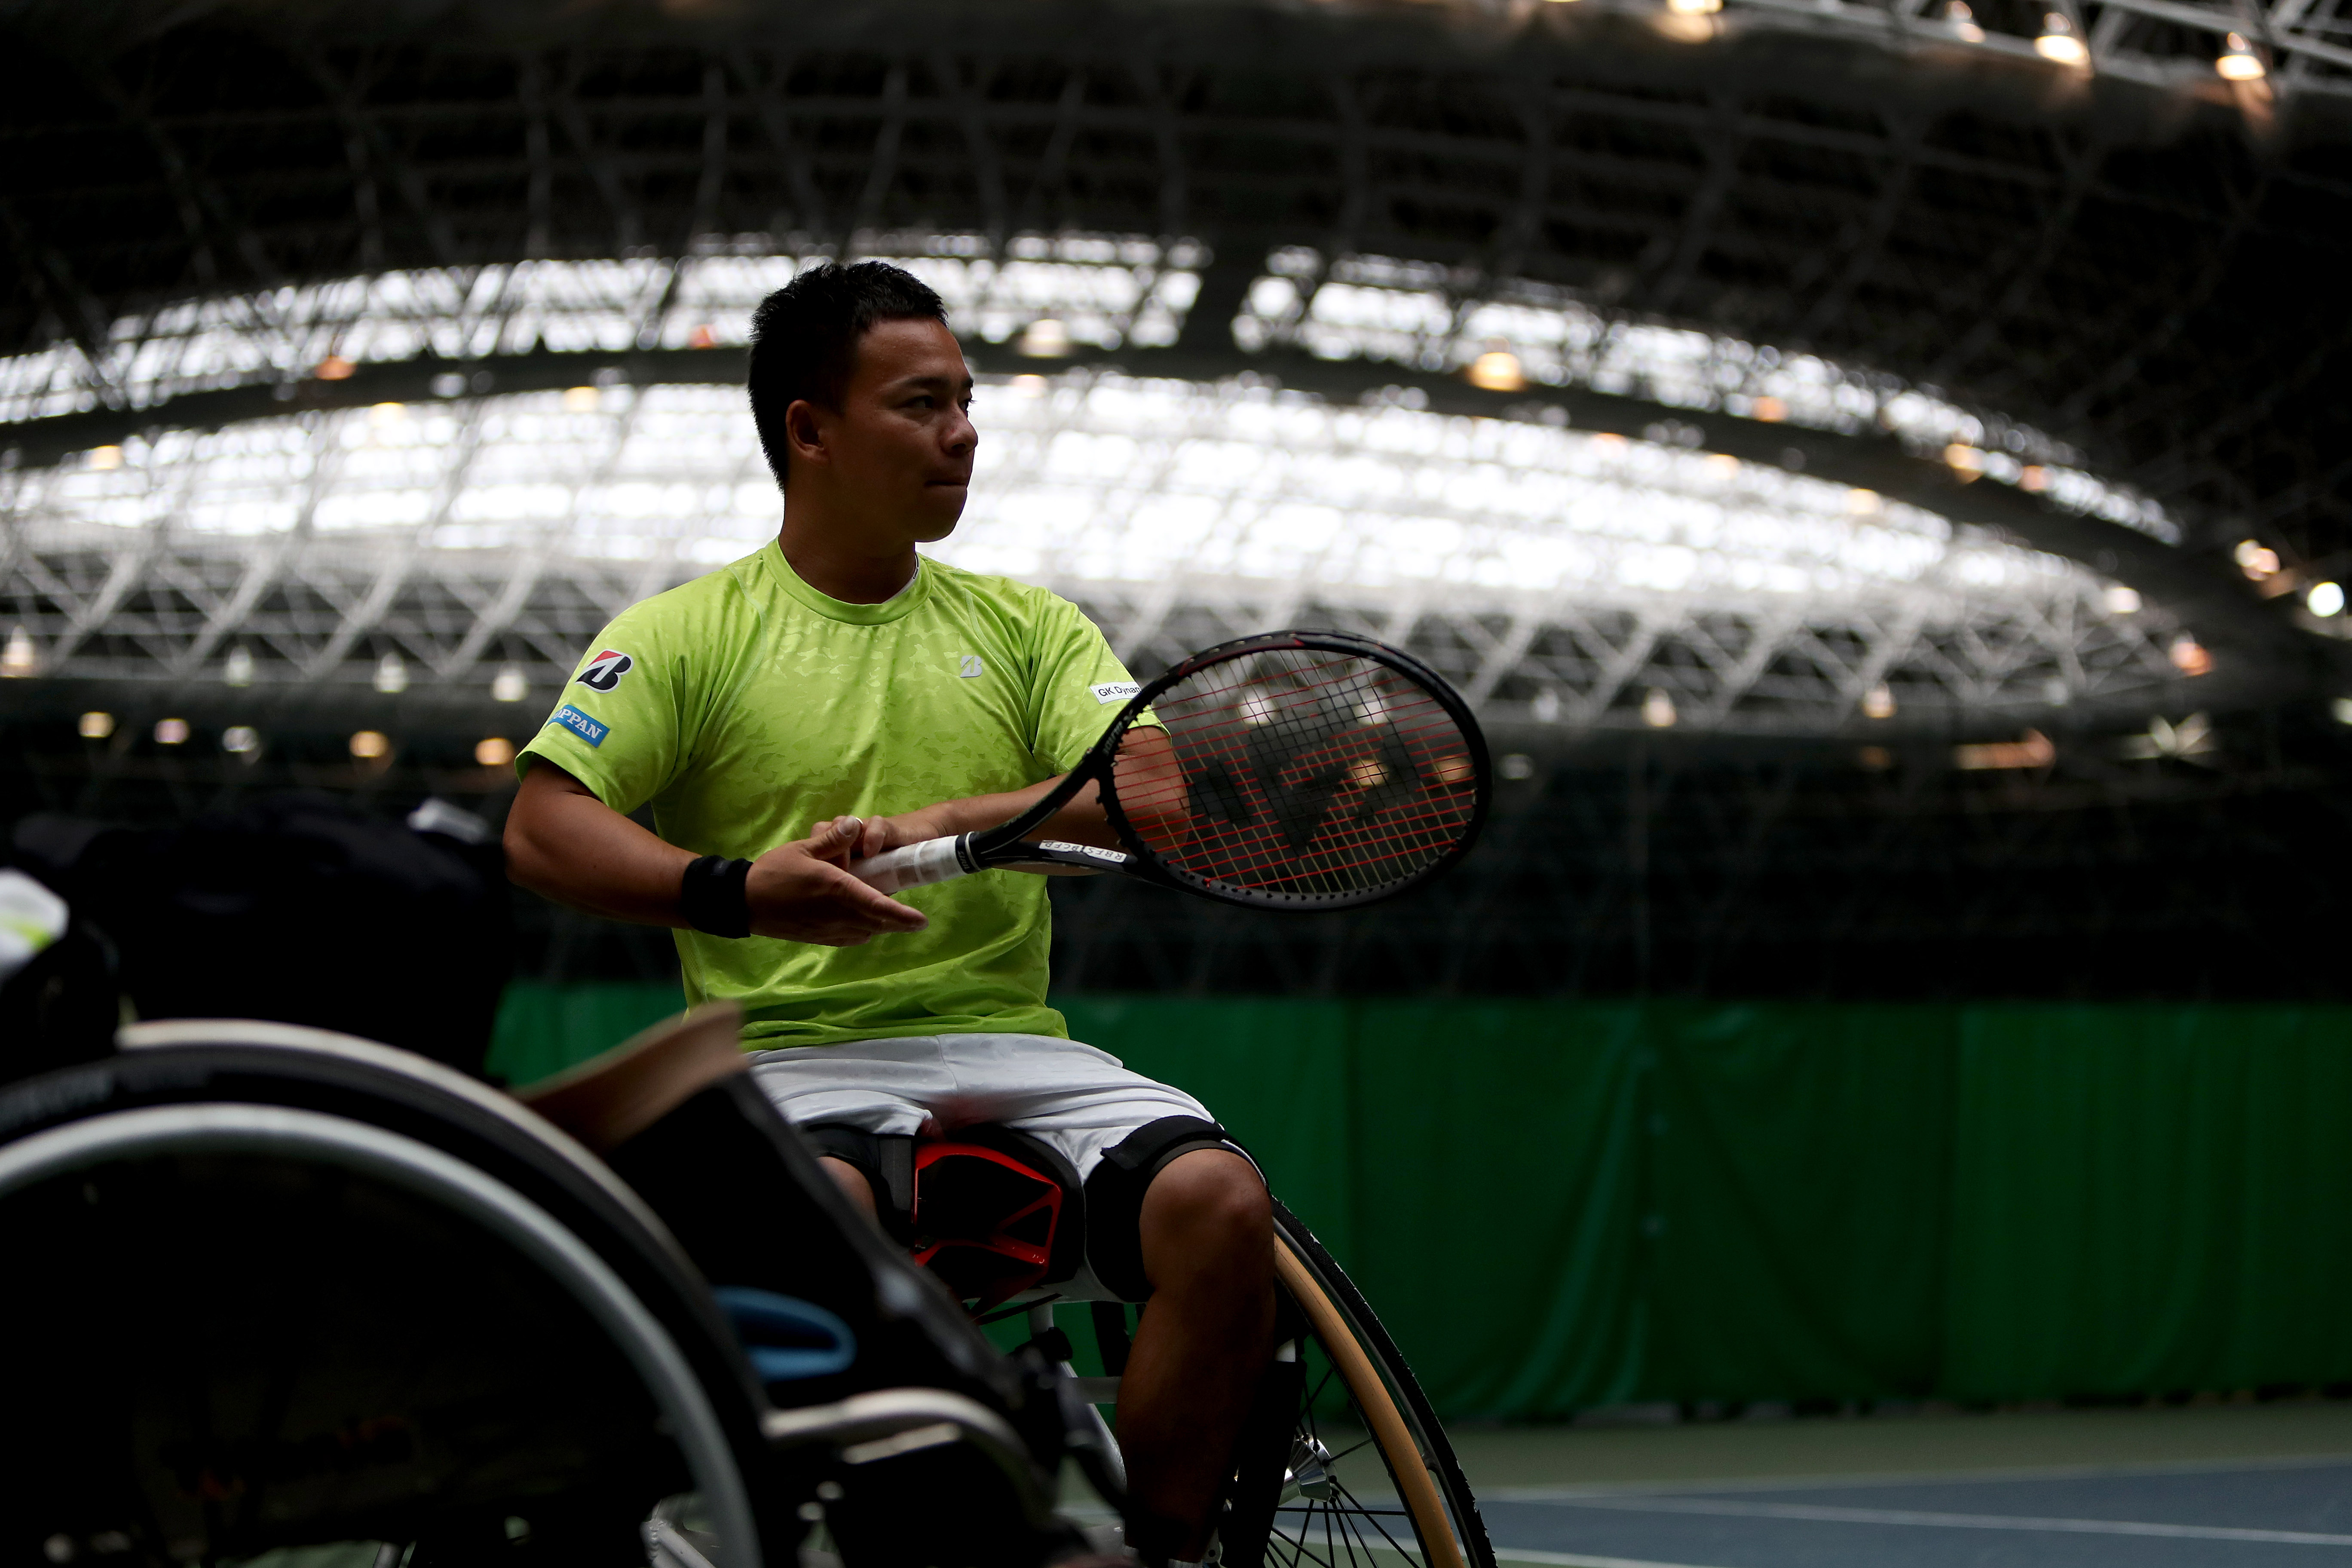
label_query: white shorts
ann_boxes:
[749,1032,1222,1302]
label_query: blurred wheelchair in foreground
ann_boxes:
[0,1012,1106,1568]
[0,1012,1491,1568]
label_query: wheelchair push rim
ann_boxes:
[1256,1202,1494,1568]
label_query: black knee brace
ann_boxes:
[1082,1115,1258,1302]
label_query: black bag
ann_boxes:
[9,793,511,1077]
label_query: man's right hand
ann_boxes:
[747,816,931,945]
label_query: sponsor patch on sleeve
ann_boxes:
[551,704,610,747]
[1090,680,1142,705]
[577,649,634,692]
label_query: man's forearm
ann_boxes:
[507,766,697,927]
[509,762,930,945]
[893,775,1106,846]
[882,729,1177,851]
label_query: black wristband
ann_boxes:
[679,855,753,938]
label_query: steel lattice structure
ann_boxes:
[3,0,2350,1000]
[3,0,2345,737]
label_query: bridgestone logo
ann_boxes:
[578,649,633,692]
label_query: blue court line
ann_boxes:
[1400,1547,1727,1568]
[1486,1449,2352,1503]
[1524,1494,2352,1546]
[1490,1553,1729,1568]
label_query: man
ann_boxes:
[504,261,1271,1565]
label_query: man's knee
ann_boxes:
[1140,1148,1271,1253]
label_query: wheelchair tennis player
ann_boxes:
[505,262,1270,1568]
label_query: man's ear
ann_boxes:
[784,398,829,469]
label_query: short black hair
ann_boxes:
[746,260,948,488]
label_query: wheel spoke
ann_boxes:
[1324,1474,1422,1561]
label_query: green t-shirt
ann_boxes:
[517,542,1142,1048]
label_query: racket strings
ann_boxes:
[1118,649,1479,899]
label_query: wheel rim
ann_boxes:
[1267,1239,1471,1568]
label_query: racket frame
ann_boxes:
[1090,628,1491,911]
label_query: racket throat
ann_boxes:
[999,839,1132,873]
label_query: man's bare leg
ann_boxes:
[1117,1149,1277,1560]
[818,1155,878,1219]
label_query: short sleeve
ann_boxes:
[1026,592,1148,772]
[515,611,687,815]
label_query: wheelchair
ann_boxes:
[0,1017,1492,1568]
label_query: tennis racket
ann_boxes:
[847,629,1489,912]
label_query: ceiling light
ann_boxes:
[2119,713,2216,763]
[475,737,517,767]
[1531,690,1562,723]
[1858,745,1893,771]
[1862,684,1896,720]
[1467,350,1526,392]
[369,401,406,425]
[2216,32,2267,79]
[1642,688,1678,728]
[315,355,355,381]
[0,626,34,678]
[689,324,720,348]
[374,652,409,694]
[2019,465,2051,492]
[1667,0,1723,14]
[430,372,467,398]
[89,445,122,471]
[1944,444,1986,480]
[1019,318,1073,358]
[350,730,390,760]
[2169,635,2212,677]
[2334,698,2352,726]
[1946,0,1985,39]
[1011,374,1050,397]
[222,726,260,755]
[2233,539,2280,579]
[491,664,529,702]
[78,711,114,740]
[154,717,190,745]
[2308,581,2345,618]
[562,385,601,412]
[1954,730,2054,770]
[1498,753,1536,780]
[224,646,254,687]
[1751,396,1787,423]
[2103,585,2141,615]
[2034,14,2089,63]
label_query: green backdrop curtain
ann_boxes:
[490,986,2352,1421]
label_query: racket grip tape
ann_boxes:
[848,833,980,895]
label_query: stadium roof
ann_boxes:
[2,0,2346,737]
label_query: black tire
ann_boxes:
[1195,1201,1494,1568]
[0,1025,792,1568]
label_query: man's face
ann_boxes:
[802,317,977,545]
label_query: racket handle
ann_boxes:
[848,833,977,895]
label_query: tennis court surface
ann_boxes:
[1455,1404,2352,1568]
[1482,1459,2352,1567]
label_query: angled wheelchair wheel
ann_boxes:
[0,1023,790,1568]
[1218,1202,1495,1568]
